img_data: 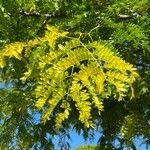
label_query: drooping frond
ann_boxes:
[0,25,138,128]
[0,42,26,68]
[0,25,68,68]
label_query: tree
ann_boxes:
[0,0,150,149]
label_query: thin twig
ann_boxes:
[66,66,74,100]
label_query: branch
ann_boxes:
[142,62,150,68]
[118,14,132,19]
[20,10,66,18]
[137,62,150,69]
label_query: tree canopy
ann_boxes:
[0,0,150,149]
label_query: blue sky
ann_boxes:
[0,83,5,88]
[53,130,101,150]
[54,131,148,150]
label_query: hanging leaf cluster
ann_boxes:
[0,25,138,128]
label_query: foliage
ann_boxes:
[75,145,115,150]
[0,0,150,149]
[76,145,97,150]
[0,25,138,129]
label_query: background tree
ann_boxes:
[0,0,150,149]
